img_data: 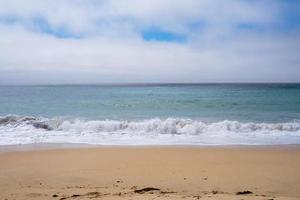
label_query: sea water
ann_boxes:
[0,84,300,145]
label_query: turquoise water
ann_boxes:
[1,84,300,122]
[0,84,300,145]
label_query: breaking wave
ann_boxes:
[1,115,300,145]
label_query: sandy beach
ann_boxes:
[1,0,300,198]
[0,145,300,200]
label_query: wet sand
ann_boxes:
[0,145,300,200]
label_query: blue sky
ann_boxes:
[0,0,299,84]
[142,28,187,43]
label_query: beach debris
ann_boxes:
[134,187,160,194]
[160,191,176,194]
[211,189,224,195]
[86,192,102,197]
[59,192,102,200]
[236,190,253,195]
[212,190,218,194]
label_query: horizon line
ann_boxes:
[1,82,300,87]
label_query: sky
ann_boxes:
[0,0,300,84]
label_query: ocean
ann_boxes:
[0,83,300,146]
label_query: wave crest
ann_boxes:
[1,115,300,135]
[1,115,300,145]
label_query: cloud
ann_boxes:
[0,0,299,84]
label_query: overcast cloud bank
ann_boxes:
[0,0,299,84]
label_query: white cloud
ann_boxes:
[0,0,278,34]
[0,0,299,84]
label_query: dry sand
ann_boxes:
[0,145,300,200]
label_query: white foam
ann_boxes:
[0,115,300,146]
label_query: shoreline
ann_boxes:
[1,143,300,153]
[1,145,300,199]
